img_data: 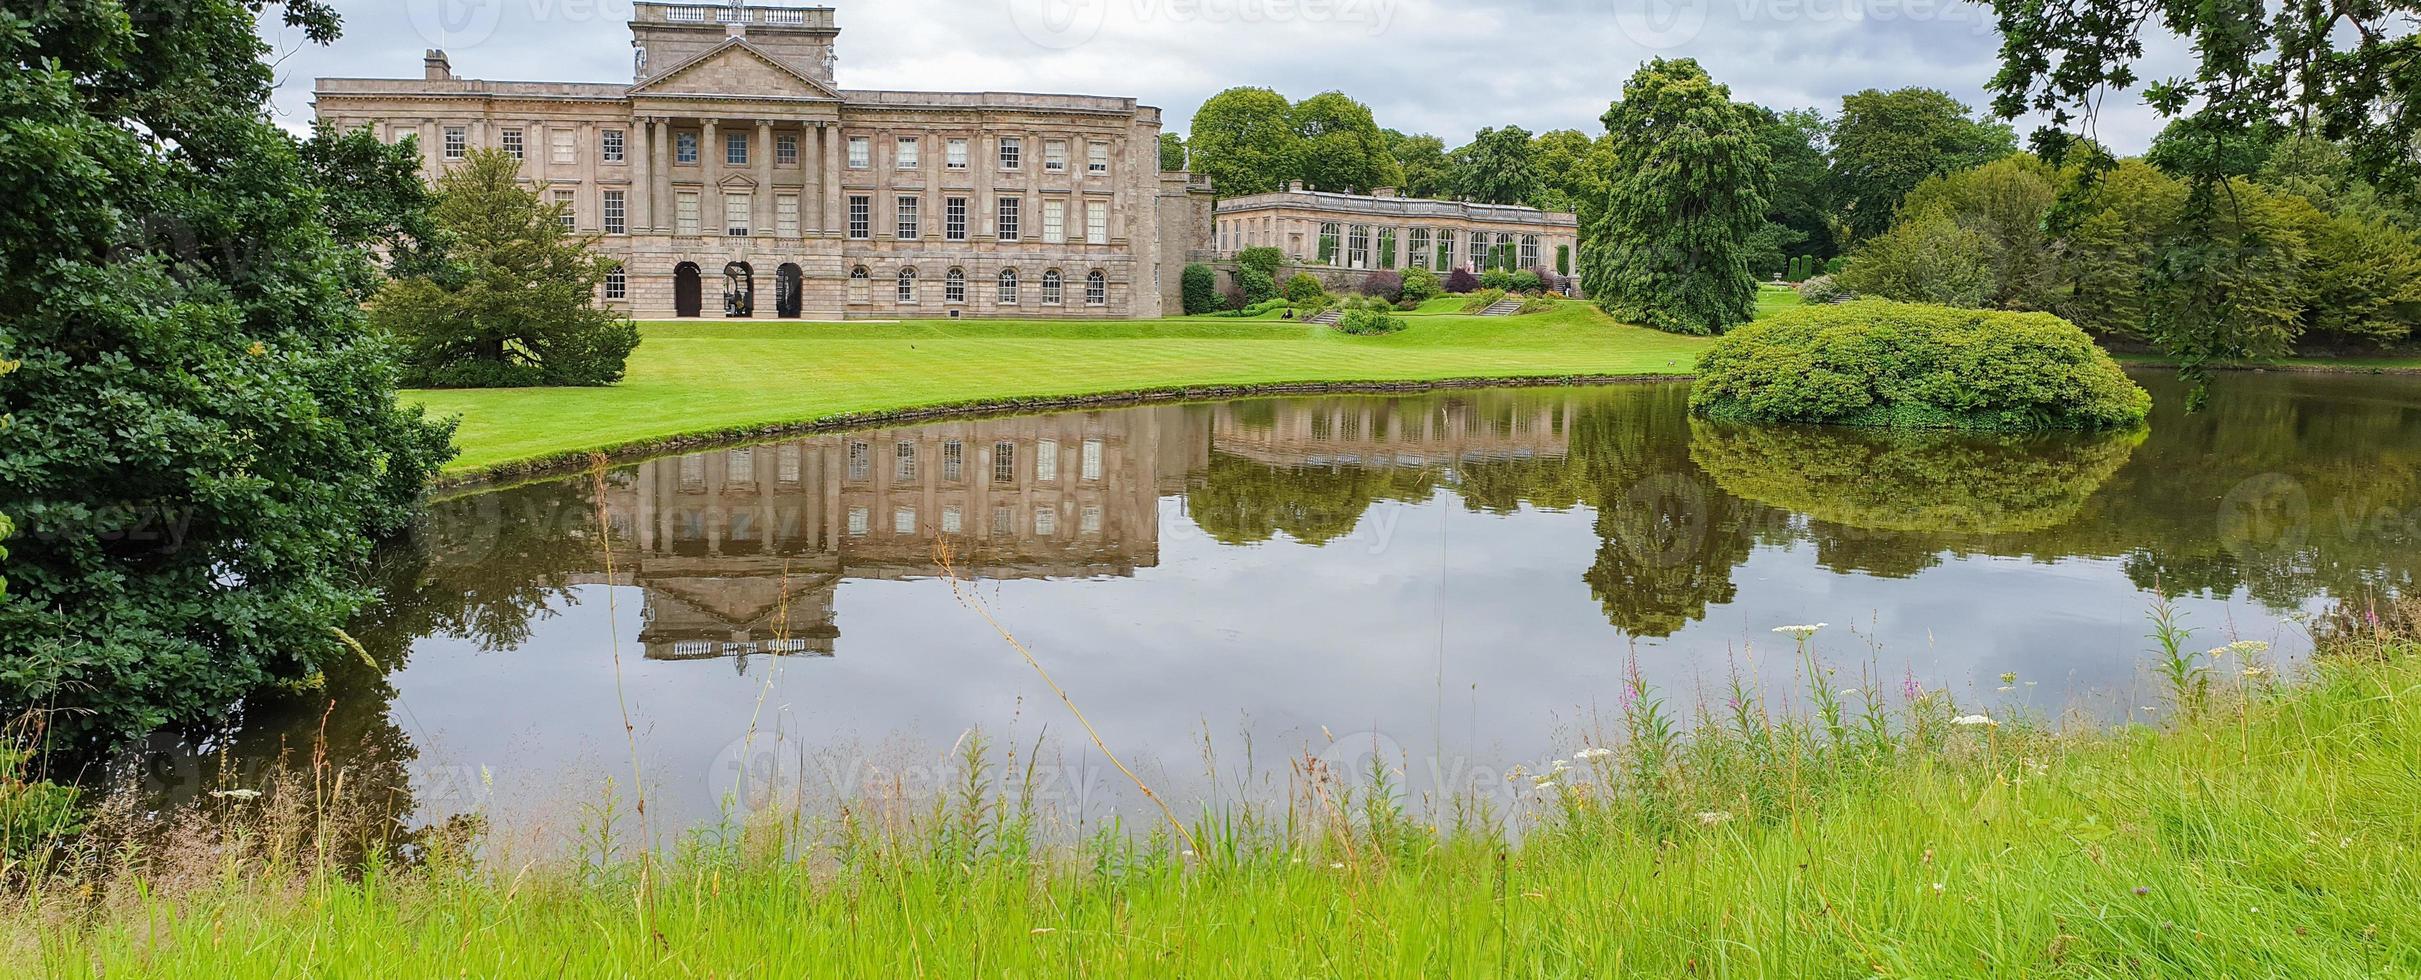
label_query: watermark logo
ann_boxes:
[1007,0,1111,50]
[409,0,506,50]
[2217,473,2311,557]
[1614,0,1709,50]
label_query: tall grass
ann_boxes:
[4,598,2416,975]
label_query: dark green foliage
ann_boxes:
[1530,129,1616,227]
[1828,88,2018,241]
[1290,92,1400,194]
[371,150,640,387]
[1337,308,1407,335]
[1480,269,1516,292]
[1181,264,1219,315]
[1692,422,2143,534]
[1283,272,1325,305]
[1691,301,2152,431]
[1159,133,1187,172]
[1400,268,1442,305]
[1383,130,1456,199]
[0,746,81,859]
[1236,246,1286,281]
[1454,126,1544,206]
[1583,59,1773,336]
[1189,87,1301,196]
[1238,267,1278,307]
[0,0,458,747]
[1510,270,1544,295]
[1836,214,1996,308]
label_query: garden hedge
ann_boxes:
[1691,301,2151,431]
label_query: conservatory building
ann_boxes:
[1210,185,1581,278]
[313,3,1211,320]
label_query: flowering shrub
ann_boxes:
[1796,275,1854,305]
[1691,301,2152,430]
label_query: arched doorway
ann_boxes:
[722,262,755,318]
[674,262,703,318]
[776,263,803,319]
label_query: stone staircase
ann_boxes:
[1306,309,1344,326]
[1478,298,1527,317]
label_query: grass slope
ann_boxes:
[15,622,2419,976]
[408,302,1707,476]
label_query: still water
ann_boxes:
[170,372,2421,836]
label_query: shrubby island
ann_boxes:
[1691,301,2153,431]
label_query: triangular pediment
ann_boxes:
[631,39,840,101]
[718,173,759,189]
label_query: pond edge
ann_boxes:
[430,374,1683,494]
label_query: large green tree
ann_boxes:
[1753,107,1837,261]
[1159,133,1188,172]
[1383,130,1458,199]
[1188,87,1302,196]
[0,0,457,747]
[1289,91,1399,193]
[1453,125,1545,206]
[1582,59,1774,335]
[370,150,640,388]
[1531,129,1618,224]
[1827,88,2018,240]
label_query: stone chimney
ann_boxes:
[1373,186,1399,198]
[1288,180,1306,193]
[423,49,452,81]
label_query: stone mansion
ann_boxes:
[315,3,1212,320]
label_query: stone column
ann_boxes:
[821,121,842,237]
[701,118,721,203]
[632,118,654,233]
[652,120,673,234]
[755,119,774,238]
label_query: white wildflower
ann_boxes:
[2243,666,2272,679]
[1771,623,1829,638]
[1574,747,1614,761]
[1952,715,1999,728]
[1697,811,1734,826]
[210,789,263,801]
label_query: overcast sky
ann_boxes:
[260,0,2180,154]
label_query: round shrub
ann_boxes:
[1401,267,1443,305]
[1284,271,1325,305]
[1337,308,1406,335]
[1363,269,1404,304]
[1796,275,1854,305]
[1510,269,1544,294]
[1444,268,1481,294]
[1238,267,1278,306]
[1690,301,2152,431]
[1181,264,1219,315]
[1480,268,1517,292]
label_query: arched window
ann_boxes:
[603,264,627,300]
[1470,232,1489,271]
[1435,231,1455,272]
[997,268,1020,304]
[1408,229,1432,270]
[1042,269,1064,305]
[1376,227,1399,269]
[945,267,967,303]
[1318,223,1342,265]
[897,267,918,303]
[1347,225,1371,268]
[1521,235,1541,270]
[1085,270,1107,306]
[1496,233,1515,271]
[850,265,870,280]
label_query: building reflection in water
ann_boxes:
[581,393,1579,664]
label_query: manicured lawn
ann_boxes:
[409,301,1709,476]
[1755,282,1803,319]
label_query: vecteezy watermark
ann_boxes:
[706,733,1124,819]
[1006,0,1401,50]
[408,0,509,49]
[1612,0,1711,50]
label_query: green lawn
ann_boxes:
[411,301,1709,477]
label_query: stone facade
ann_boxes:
[314,3,1214,321]
[1212,185,1581,281]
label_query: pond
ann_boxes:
[144,372,2421,837]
